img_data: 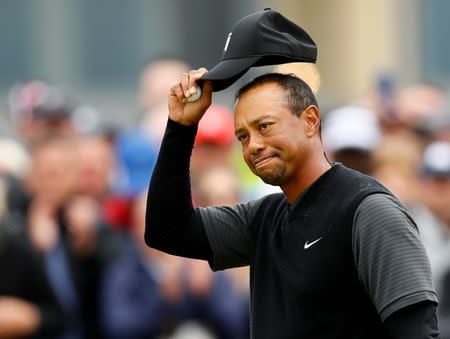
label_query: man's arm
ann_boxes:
[352,193,439,338]
[145,69,214,259]
[145,119,212,259]
[383,301,439,338]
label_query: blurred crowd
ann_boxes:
[1,56,450,339]
[0,58,250,339]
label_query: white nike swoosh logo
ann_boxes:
[304,237,322,249]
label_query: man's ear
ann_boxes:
[303,105,321,137]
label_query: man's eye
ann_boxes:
[237,134,248,142]
[259,122,271,131]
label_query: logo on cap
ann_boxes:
[224,33,232,52]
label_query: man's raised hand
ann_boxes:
[168,68,213,126]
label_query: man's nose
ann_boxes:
[247,133,265,155]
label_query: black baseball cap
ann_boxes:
[202,8,317,92]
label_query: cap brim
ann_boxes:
[201,56,262,92]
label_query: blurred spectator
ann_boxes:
[139,57,191,143]
[322,105,381,174]
[373,80,446,136]
[372,132,423,204]
[8,81,79,146]
[395,83,445,130]
[191,105,236,182]
[139,56,191,113]
[73,135,115,201]
[196,166,241,208]
[100,192,186,338]
[2,137,123,339]
[25,138,77,243]
[101,165,249,339]
[114,128,157,198]
[4,82,81,230]
[24,138,83,338]
[0,223,66,338]
[104,128,158,229]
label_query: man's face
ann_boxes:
[75,137,113,199]
[28,142,76,207]
[234,83,309,186]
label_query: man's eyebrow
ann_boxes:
[250,114,275,125]
[235,115,275,136]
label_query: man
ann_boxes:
[138,56,191,143]
[145,68,439,338]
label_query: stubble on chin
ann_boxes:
[256,167,285,186]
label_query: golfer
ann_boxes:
[145,68,438,339]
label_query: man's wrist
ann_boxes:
[167,117,199,131]
[168,114,200,127]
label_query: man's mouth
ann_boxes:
[253,156,276,170]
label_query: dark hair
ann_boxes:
[235,73,318,116]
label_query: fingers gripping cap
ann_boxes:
[202,8,317,92]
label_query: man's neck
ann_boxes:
[281,154,332,204]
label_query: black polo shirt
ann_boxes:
[145,119,438,338]
[198,164,437,339]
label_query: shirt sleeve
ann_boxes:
[198,197,264,271]
[145,119,212,260]
[383,301,439,339]
[352,193,438,321]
